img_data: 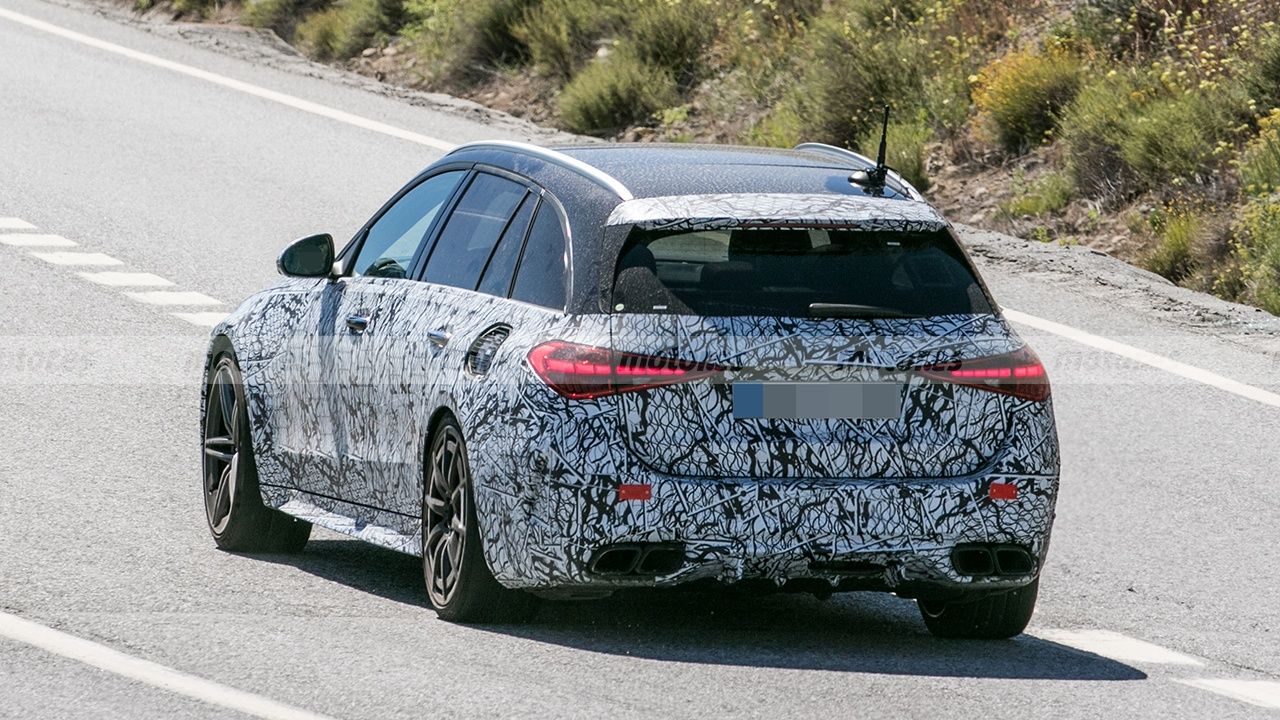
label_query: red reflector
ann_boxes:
[989,482,1018,501]
[617,483,652,501]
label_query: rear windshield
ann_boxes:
[611,227,994,318]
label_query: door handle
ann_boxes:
[346,314,370,333]
[426,328,452,347]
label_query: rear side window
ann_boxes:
[612,227,993,318]
[510,203,567,310]
[353,170,464,278]
[476,194,535,296]
[424,173,527,290]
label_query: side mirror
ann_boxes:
[277,234,335,277]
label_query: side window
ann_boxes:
[353,170,464,278]
[511,202,567,310]
[424,173,527,290]
[476,194,536,296]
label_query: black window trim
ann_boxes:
[473,189,534,294]
[412,165,535,283]
[507,191,572,312]
[409,162,574,313]
[335,162,474,277]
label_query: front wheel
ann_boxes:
[202,350,311,553]
[917,578,1039,639]
[422,417,538,623]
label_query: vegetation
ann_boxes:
[143,0,1280,316]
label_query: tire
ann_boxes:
[202,348,311,553]
[422,416,538,623]
[917,578,1039,639]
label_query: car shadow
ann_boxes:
[262,537,1146,682]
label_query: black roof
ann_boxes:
[554,143,887,199]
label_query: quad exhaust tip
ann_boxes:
[589,543,686,576]
[951,543,1036,577]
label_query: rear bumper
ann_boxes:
[479,470,1058,594]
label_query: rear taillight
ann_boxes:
[916,346,1050,402]
[528,341,723,400]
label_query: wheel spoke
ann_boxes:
[424,493,447,515]
[217,374,237,433]
[204,436,235,464]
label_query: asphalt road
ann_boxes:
[1,1,1279,717]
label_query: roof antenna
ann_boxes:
[850,105,891,195]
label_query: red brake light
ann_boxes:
[528,341,723,399]
[916,346,1050,402]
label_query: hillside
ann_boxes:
[143,0,1280,316]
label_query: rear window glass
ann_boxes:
[612,227,993,318]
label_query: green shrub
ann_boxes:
[974,48,1083,154]
[557,50,678,133]
[511,0,620,79]
[1245,32,1280,112]
[626,0,718,86]
[860,111,933,191]
[295,0,389,60]
[245,0,333,38]
[1233,199,1280,315]
[1242,110,1280,196]
[1060,71,1144,197]
[1144,207,1203,282]
[1001,171,1074,217]
[1117,91,1222,189]
[405,0,534,80]
[747,103,804,148]
[789,16,924,147]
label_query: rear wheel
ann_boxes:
[202,350,311,553]
[422,417,538,623]
[917,578,1039,639]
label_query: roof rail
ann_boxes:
[447,140,634,201]
[792,142,925,201]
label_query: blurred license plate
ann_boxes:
[732,382,904,420]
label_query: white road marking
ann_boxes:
[0,233,76,247]
[1034,629,1203,666]
[79,271,176,287]
[124,290,222,306]
[1,5,1273,414]
[30,251,123,266]
[0,6,456,153]
[172,311,229,327]
[1004,308,1280,409]
[0,611,338,720]
[0,217,37,230]
[1178,679,1280,710]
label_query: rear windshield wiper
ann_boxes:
[808,303,922,319]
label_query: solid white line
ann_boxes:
[0,217,37,230]
[124,290,222,306]
[1178,679,1280,710]
[1033,629,1203,666]
[172,311,229,327]
[1004,308,1280,409]
[0,6,456,153]
[30,251,123,266]
[0,611,338,720]
[0,233,76,247]
[79,271,176,287]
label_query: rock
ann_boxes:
[361,47,377,58]
[383,45,398,56]
[967,212,986,224]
